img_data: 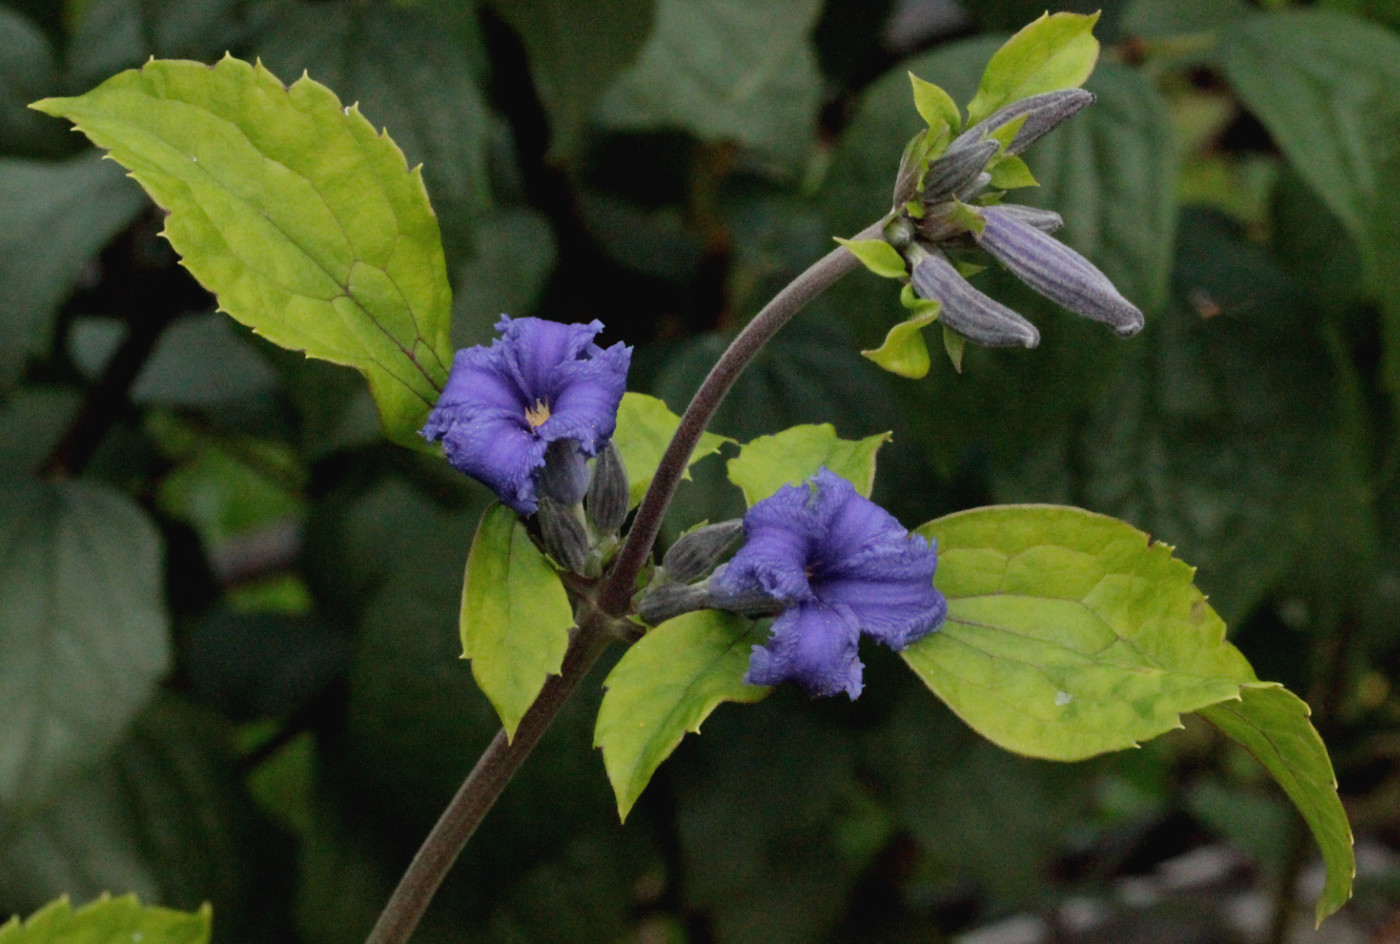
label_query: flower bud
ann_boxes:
[950,89,1096,157]
[538,497,589,574]
[908,244,1040,348]
[538,439,591,507]
[637,582,713,626]
[976,206,1143,336]
[586,440,629,535]
[662,519,744,583]
[993,203,1063,233]
[920,140,998,204]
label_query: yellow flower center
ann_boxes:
[524,398,552,429]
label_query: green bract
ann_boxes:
[32,56,454,450]
[461,504,575,741]
[905,504,1352,921]
[595,611,771,821]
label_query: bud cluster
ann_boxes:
[882,84,1144,350]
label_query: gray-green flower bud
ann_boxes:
[637,582,713,626]
[992,203,1063,233]
[950,88,1095,157]
[920,140,998,204]
[662,519,744,583]
[586,440,629,535]
[907,243,1040,348]
[976,205,1143,336]
[538,497,589,574]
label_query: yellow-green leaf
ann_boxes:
[461,504,575,740]
[862,307,940,379]
[32,56,453,450]
[727,424,891,504]
[965,12,1100,127]
[595,611,770,821]
[0,895,209,944]
[909,72,960,133]
[611,392,731,508]
[834,236,907,279]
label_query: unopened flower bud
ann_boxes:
[920,140,998,204]
[976,206,1143,336]
[539,439,591,507]
[908,243,1040,348]
[992,204,1063,233]
[637,582,713,626]
[662,519,744,583]
[586,440,629,535]
[951,89,1096,157]
[538,497,589,574]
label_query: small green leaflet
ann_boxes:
[834,237,907,280]
[942,324,967,372]
[862,307,940,379]
[988,153,1037,190]
[908,72,960,134]
[611,392,731,507]
[32,56,454,450]
[0,895,210,944]
[461,504,575,741]
[727,424,890,504]
[1200,686,1354,924]
[965,12,1100,127]
[595,611,771,821]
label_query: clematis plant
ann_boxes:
[29,10,1356,944]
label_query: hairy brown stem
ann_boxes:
[363,613,615,944]
[364,220,882,944]
[596,222,881,616]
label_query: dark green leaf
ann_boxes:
[598,0,823,163]
[595,611,770,821]
[1218,10,1400,395]
[1200,686,1354,924]
[70,313,278,406]
[483,0,655,159]
[0,154,145,390]
[0,8,64,156]
[450,209,558,351]
[1078,209,1376,624]
[66,0,248,89]
[0,700,274,941]
[253,2,493,260]
[0,479,167,817]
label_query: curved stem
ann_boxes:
[596,221,881,616]
[363,218,883,944]
[363,614,614,944]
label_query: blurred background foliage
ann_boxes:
[3,0,1400,942]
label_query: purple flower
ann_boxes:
[711,469,945,699]
[421,316,631,515]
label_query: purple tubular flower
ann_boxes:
[421,316,632,515]
[977,206,1145,337]
[908,244,1041,348]
[711,469,946,699]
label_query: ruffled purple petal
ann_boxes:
[436,408,549,515]
[745,603,864,699]
[537,341,632,454]
[712,481,818,605]
[427,345,527,427]
[497,316,606,399]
